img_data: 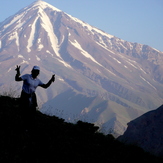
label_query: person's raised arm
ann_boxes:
[41,74,55,89]
[15,65,22,81]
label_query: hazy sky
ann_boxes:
[0,0,163,51]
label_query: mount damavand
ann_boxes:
[0,0,163,136]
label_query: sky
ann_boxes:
[0,0,163,52]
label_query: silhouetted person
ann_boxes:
[15,65,55,131]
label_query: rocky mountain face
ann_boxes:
[118,105,163,157]
[0,0,163,136]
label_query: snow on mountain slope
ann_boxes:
[0,1,163,136]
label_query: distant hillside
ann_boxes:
[0,96,162,163]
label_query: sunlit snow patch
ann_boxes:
[70,39,102,66]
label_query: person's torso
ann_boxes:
[22,74,42,94]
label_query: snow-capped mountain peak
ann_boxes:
[0,1,163,136]
[28,0,61,12]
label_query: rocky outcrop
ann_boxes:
[118,105,163,157]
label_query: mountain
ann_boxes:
[118,105,163,157]
[0,0,163,136]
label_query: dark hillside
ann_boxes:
[0,96,162,163]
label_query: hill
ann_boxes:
[118,105,163,157]
[0,96,162,163]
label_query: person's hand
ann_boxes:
[51,74,55,82]
[15,65,20,71]
[15,65,21,75]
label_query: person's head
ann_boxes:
[31,66,40,79]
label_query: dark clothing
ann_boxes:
[20,90,38,131]
[20,90,38,108]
